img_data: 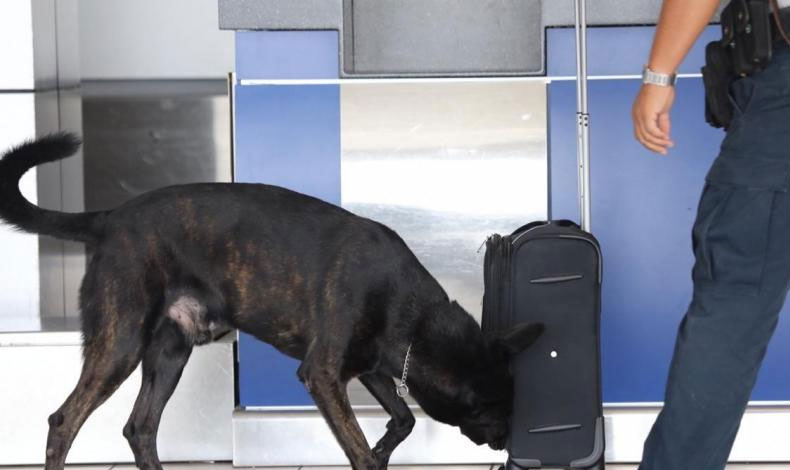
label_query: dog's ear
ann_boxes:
[489,322,544,360]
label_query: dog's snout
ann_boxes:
[489,437,507,451]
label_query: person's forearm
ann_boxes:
[648,0,722,74]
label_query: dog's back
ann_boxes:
[98,182,434,359]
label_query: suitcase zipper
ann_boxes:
[510,223,549,244]
[501,236,512,331]
[482,234,511,333]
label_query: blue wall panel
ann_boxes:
[235,31,340,407]
[237,332,312,406]
[235,85,341,204]
[235,84,340,406]
[547,25,720,76]
[236,31,339,80]
[548,28,790,402]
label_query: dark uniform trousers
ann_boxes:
[640,43,790,470]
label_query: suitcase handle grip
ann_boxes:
[528,423,583,433]
[530,274,584,284]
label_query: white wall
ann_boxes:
[0,94,40,328]
[78,0,234,80]
[0,1,36,89]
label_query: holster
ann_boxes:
[703,0,774,128]
[721,0,773,76]
[702,41,736,129]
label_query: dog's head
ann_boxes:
[409,310,544,451]
[456,322,545,450]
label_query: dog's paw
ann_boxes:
[372,445,391,469]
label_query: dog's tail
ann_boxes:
[0,133,105,244]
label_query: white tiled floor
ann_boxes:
[2,464,790,470]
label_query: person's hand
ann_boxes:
[632,83,676,155]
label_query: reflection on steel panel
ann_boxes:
[341,81,548,320]
[81,80,232,212]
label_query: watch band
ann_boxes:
[642,66,678,87]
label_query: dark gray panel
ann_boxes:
[218,0,725,77]
[218,0,721,30]
[543,0,661,26]
[218,0,343,30]
[346,0,543,75]
[543,0,724,26]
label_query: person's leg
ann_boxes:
[639,283,788,470]
[640,182,790,470]
[640,130,790,469]
[639,40,790,470]
[639,168,790,469]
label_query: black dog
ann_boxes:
[0,134,543,470]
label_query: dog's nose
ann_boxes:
[489,438,507,451]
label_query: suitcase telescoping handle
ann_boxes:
[574,0,592,233]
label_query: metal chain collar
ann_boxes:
[396,343,412,398]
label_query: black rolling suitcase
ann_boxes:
[482,220,604,470]
[481,1,604,469]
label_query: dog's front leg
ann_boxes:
[359,372,415,468]
[298,357,378,470]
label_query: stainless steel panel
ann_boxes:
[34,91,69,319]
[341,80,548,320]
[58,89,86,316]
[81,80,232,211]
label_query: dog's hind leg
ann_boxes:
[359,372,415,468]
[45,316,143,470]
[124,320,192,470]
[297,344,378,470]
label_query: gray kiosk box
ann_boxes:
[219,0,665,77]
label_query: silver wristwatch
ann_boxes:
[642,66,678,87]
